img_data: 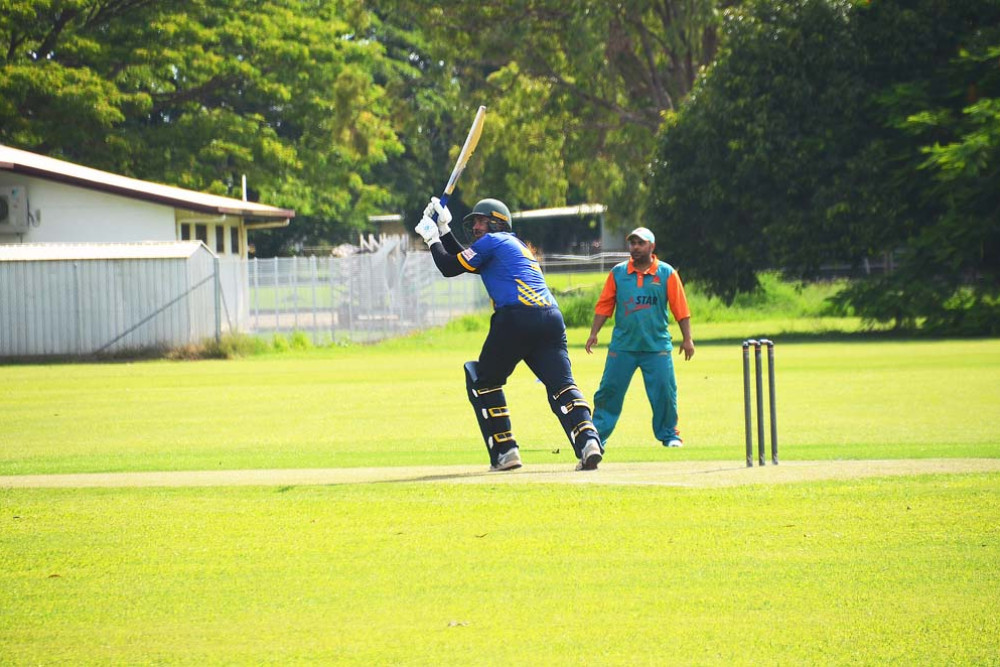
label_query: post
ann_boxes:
[213,256,222,343]
[754,340,765,466]
[272,256,279,335]
[251,257,259,329]
[310,255,318,345]
[73,262,83,355]
[742,340,754,467]
[292,255,299,331]
[764,339,778,464]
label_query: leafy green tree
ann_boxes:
[839,10,1000,333]
[1,0,404,252]
[2,1,739,252]
[649,0,1000,333]
[362,7,477,234]
[374,1,731,234]
[650,0,864,298]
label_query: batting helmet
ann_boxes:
[463,198,513,232]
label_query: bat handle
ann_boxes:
[431,193,451,223]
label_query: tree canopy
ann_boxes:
[2,0,726,241]
[1,0,403,246]
[648,0,1000,333]
[376,0,729,229]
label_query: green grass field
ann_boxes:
[3,308,1000,664]
[2,325,997,475]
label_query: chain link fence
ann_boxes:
[246,237,489,344]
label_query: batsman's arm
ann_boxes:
[440,230,465,255]
[428,244,471,278]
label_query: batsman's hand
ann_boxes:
[423,197,452,235]
[415,217,441,247]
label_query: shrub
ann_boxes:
[290,331,313,350]
[214,334,270,358]
[556,287,603,328]
[444,313,489,332]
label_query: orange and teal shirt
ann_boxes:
[594,255,690,352]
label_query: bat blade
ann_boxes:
[435,106,486,217]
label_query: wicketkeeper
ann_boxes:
[415,196,603,471]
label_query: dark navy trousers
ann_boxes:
[474,305,574,395]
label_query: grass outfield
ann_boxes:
[2,324,1000,663]
[1,324,998,475]
[3,478,999,663]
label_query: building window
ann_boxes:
[215,225,225,253]
[231,227,240,255]
[180,223,191,240]
[195,224,208,244]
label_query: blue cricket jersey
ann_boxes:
[456,232,557,309]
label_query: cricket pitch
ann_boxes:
[3,459,999,489]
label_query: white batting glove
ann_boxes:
[422,197,452,235]
[415,216,441,247]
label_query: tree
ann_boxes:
[0,0,404,252]
[648,0,1000,333]
[373,1,731,235]
[650,0,864,298]
[838,9,1000,333]
[2,1,742,253]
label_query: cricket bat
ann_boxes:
[432,105,486,221]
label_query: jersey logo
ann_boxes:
[457,247,479,273]
[623,295,656,316]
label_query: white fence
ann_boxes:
[0,238,620,358]
[243,247,629,344]
[246,243,489,344]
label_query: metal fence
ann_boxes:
[243,245,632,344]
[1,243,222,358]
[539,252,630,274]
[0,238,621,359]
[246,237,490,344]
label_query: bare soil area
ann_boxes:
[3,459,999,489]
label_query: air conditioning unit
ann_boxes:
[0,185,29,234]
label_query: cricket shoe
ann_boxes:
[490,448,523,472]
[575,439,603,471]
[663,438,683,448]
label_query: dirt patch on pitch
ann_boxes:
[3,459,999,489]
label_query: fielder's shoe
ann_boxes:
[663,438,684,448]
[490,447,523,472]
[575,439,603,471]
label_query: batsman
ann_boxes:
[415,197,604,472]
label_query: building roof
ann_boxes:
[512,204,606,220]
[0,241,211,261]
[0,144,294,222]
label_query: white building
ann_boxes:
[0,143,293,254]
[0,144,295,358]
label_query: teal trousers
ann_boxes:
[593,349,678,445]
